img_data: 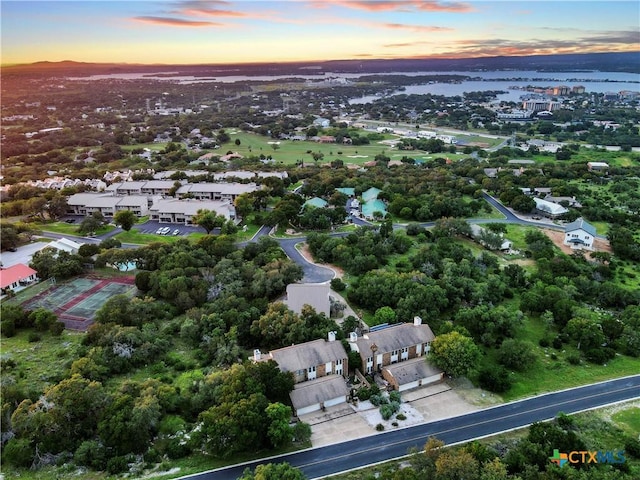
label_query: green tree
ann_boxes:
[11,374,106,454]
[373,306,397,325]
[78,216,102,235]
[266,402,293,448]
[193,209,225,234]
[435,449,479,480]
[113,209,137,231]
[497,339,536,371]
[239,462,307,480]
[234,193,254,219]
[46,194,69,220]
[429,331,480,377]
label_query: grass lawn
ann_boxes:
[121,142,168,152]
[611,406,640,437]
[36,221,115,237]
[115,230,184,244]
[4,278,55,305]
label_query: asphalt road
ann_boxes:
[184,375,640,480]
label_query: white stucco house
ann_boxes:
[564,217,596,250]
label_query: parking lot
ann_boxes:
[133,220,207,236]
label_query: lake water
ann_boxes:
[347,70,640,104]
[67,69,640,103]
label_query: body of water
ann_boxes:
[66,69,640,103]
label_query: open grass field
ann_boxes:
[211,130,474,167]
[1,329,85,399]
[36,221,115,236]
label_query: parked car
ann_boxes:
[173,229,180,236]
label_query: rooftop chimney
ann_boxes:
[328,331,336,342]
[253,349,261,361]
[414,316,422,326]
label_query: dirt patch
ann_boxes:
[542,228,612,257]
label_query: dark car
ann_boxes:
[65,219,76,223]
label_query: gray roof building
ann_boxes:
[286,283,331,317]
[289,376,348,415]
[268,338,348,375]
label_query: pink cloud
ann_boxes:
[320,1,472,13]
[133,16,223,27]
[382,22,452,32]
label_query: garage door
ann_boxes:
[324,395,346,408]
[399,381,420,392]
[296,403,321,416]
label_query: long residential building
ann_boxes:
[149,198,235,224]
[66,181,259,222]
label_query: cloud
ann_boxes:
[172,0,246,17]
[133,16,223,27]
[382,29,640,58]
[382,22,452,33]
[320,1,473,13]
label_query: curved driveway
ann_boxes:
[181,375,640,480]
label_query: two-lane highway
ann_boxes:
[186,375,640,480]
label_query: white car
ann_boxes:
[173,229,180,236]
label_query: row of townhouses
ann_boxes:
[66,181,260,224]
[253,316,442,416]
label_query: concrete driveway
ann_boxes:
[302,380,497,447]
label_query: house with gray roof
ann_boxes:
[286,283,331,317]
[66,193,149,218]
[564,217,596,250]
[149,198,235,224]
[349,317,440,391]
[253,333,349,415]
[533,197,568,218]
[176,182,258,201]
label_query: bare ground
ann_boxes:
[542,228,612,257]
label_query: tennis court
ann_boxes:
[23,276,137,330]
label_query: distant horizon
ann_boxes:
[1,1,638,66]
[3,50,639,70]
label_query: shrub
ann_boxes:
[2,438,34,468]
[27,332,41,343]
[49,321,65,336]
[106,456,128,474]
[74,440,107,470]
[143,448,161,464]
[585,347,616,364]
[497,339,536,371]
[624,437,640,458]
[330,278,346,292]
[375,423,385,431]
[396,413,407,421]
[538,338,550,348]
[1,319,16,337]
[293,421,312,443]
[552,336,564,349]
[165,438,191,460]
[566,353,581,365]
[392,422,399,427]
[478,366,512,393]
[369,394,383,406]
[389,390,401,403]
[100,238,122,250]
[380,401,401,420]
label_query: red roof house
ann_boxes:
[0,264,38,292]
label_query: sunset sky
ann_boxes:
[1,1,639,65]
